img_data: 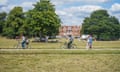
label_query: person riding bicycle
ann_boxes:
[67,35,74,49]
[21,35,26,49]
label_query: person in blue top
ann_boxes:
[87,34,93,49]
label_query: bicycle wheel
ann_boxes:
[13,43,21,49]
[61,45,66,49]
[60,42,68,49]
[13,44,17,48]
[71,44,77,49]
[26,44,31,49]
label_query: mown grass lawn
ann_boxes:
[0,37,120,72]
[0,53,120,72]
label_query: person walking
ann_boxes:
[86,34,93,49]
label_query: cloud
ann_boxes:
[21,2,33,8]
[110,3,120,12]
[80,0,110,3]
[0,1,36,12]
[56,5,103,25]
[51,0,110,5]
[66,5,103,13]
[20,2,35,11]
[1,4,17,12]
[0,0,8,8]
[0,0,8,5]
[56,5,103,17]
[109,3,120,22]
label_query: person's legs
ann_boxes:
[86,42,89,49]
[68,41,72,49]
[26,42,29,48]
[89,42,92,49]
[21,41,25,49]
[67,42,70,49]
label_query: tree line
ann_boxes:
[0,0,120,40]
[0,0,61,39]
[81,10,120,40]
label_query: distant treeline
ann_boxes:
[81,10,120,41]
[0,0,61,39]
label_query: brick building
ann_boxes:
[59,26,81,37]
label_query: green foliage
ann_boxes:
[0,12,7,34]
[3,7,25,38]
[82,10,120,40]
[1,0,61,38]
[26,0,61,37]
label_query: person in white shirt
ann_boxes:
[21,35,26,49]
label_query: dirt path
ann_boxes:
[1,48,120,51]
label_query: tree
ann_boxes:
[26,0,61,38]
[0,12,7,34]
[3,7,25,38]
[82,10,120,40]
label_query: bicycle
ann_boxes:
[61,42,77,49]
[13,40,22,49]
[25,40,31,49]
[13,40,31,49]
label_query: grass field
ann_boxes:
[0,54,120,72]
[0,37,120,49]
[0,37,120,72]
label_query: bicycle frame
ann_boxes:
[61,42,77,49]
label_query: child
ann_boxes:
[86,34,93,49]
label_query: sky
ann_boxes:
[0,0,120,26]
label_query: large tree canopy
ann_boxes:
[3,7,25,38]
[26,0,61,37]
[1,0,61,38]
[82,10,120,41]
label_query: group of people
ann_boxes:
[67,34,93,49]
[15,34,93,49]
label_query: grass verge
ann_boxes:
[0,49,120,54]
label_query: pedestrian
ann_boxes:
[86,34,93,49]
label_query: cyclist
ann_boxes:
[67,35,74,49]
[21,35,26,49]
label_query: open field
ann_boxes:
[0,53,120,72]
[0,37,120,49]
[0,37,120,72]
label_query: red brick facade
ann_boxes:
[59,26,81,37]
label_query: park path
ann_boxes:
[1,48,120,54]
[1,48,120,51]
